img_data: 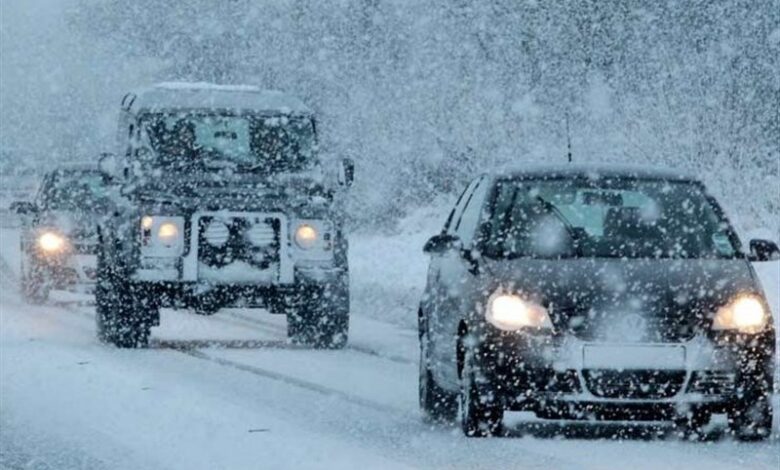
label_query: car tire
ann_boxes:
[95,247,152,349]
[286,284,349,349]
[728,394,772,441]
[419,332,457,423]
[459,346,503,437]
[21,269,49,304]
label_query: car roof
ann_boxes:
[488,162,700,183]
[123,82,313,115]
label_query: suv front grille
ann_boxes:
[583,369,686,399]
[197,215,281,269]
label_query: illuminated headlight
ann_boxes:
[294,224,318,249]
[38,231,66,252]
[713,295,769,334]
[292,220,333,251]
[486,293,553,332]
[140,216,184,255]
[203,221,230,247]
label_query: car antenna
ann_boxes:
[565,113,573,163]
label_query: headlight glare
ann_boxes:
[38,232,66,252]
[486,293,553,331]
[713,295,768,334]
[294,224,318,249]
[158,222,179,242]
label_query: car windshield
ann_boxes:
[138,112,316,172]
[483,177,739,259]
[44,171,109,211]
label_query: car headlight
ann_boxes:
[292,220,333,252]
[38,231,66,252]
[140,215,184,255]
[712,295,769,334]
[486,293,553,331]
[294,224,318,249]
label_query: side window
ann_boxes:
[454,178,491,245]
[443,178,480,234]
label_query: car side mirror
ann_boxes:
[98,152,122,180]
[749,239,780,262]
[10,201,36,215]
[338,158,354,187]
[423,233,462,255]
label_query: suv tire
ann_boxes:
[286,284,349,349]
[95,247,152,348]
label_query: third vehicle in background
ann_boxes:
[11,164,113,302]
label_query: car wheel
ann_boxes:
[95,248,151,349]
[419,332,457,423]
[21,268,49,304]
[728,394,772,441]
[459,346,503,437]
[286,285,349,349]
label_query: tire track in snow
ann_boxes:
[178,348,408,416]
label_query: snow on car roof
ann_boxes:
[494,162,698,182]
[125,82,313,115]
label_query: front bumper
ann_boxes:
[31,253,98,289]
[132,265,347,311]
[477,330,774,416]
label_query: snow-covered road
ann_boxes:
[2,227,779,469]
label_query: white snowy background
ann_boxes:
[1,1,779,469]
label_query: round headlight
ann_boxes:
[38,232,66,252]
[486,293,553,331]
[203,221,230,247]
[713,295,768,334]
[294,224,318,249]
[158,222,179,242]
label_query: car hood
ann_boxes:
[483,257,760,342]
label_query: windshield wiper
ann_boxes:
[535,196,583,257]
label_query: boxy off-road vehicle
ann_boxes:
[97,82,354,348]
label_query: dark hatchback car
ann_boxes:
[418,165,778,439]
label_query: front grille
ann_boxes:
[197,215,281,268]
[583,369,686,399]
[687,371,735,396]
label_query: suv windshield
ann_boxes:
[138,112,316,172]
[483,177,739,259]
[44,171,109,211]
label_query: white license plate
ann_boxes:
[583,344,686,370]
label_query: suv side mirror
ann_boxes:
[338,158,355,187]
[98,152,121,180]
[10,201,36,215]
[423,233,462,255]
[749,239,780,262]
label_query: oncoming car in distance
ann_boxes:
[11,164,112,302]
[96,82,353,348]
[418,164,778,439]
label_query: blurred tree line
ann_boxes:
[59,0,780,232]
